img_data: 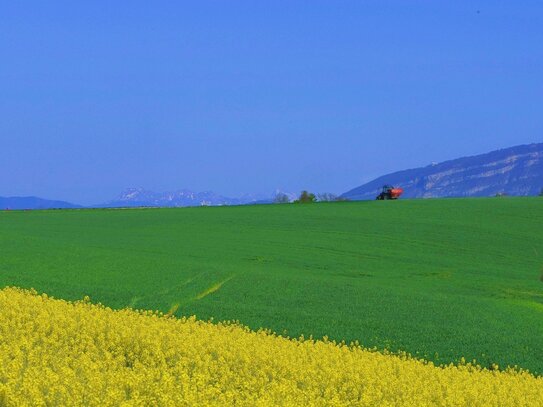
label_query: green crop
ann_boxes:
[0,198,541,373]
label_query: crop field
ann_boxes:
[0,197,542,376]
[2,287,542,406]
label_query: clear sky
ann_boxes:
[1,1,542,204]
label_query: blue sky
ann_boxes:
[1,1,542,204]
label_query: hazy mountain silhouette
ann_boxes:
[0,196,81,210]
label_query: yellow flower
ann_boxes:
[0,286,541,406]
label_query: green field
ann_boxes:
[1,198,542,373]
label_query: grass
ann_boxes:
[0,198,542,373]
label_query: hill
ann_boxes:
[342,143,543,200]
[0,199,542,373]
[0,196,80,210]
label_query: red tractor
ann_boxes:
[376,185,403,200]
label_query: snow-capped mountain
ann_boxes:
[100,188,266,208]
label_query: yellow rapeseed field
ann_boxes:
[0,287,542,406]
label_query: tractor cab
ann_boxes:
[382,185,393,193]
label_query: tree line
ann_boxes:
[274,191,349,204]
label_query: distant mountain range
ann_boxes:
[0,188,284,211]
[341,143,543,200]
[0,196,80,210]
[96,188,268,208]
[3,143,542,210]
